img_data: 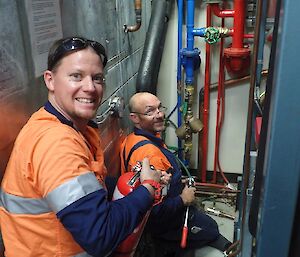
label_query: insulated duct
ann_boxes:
[136,0,172,94]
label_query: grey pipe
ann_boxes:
[136,0,173,94]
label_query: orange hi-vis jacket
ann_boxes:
[0,105,106,256]
[120,127,187,235]
[0,103,153,257]
[120,132,172,175]
[120,128,221,243]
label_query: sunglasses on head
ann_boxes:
[48,37,108,70]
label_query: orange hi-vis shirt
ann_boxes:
[120,132,172,174]
[0,106,106,257]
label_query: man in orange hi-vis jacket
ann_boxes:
[121,92,232,257]
[0,37,162,257]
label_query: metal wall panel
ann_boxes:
[0,0,152,178]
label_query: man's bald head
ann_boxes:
[129,92,158,113]
[128,92,165,134]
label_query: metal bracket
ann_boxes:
[109,96,125,118]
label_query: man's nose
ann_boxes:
[83,77,96,91]
[156,109,165,118]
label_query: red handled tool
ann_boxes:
[180,206,189,248]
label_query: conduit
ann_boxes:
[136,0,172,94]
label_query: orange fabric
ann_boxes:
[0,107,107,256]
[120,133,172,174]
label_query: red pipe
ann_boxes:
[212,14,225,184]
[211,3,234,18]
[243,34,255,39]
[228,29,254,39]
[201,4,212,183]
[216,27,230,185]
[211,2,230,185]
[202,0,249,183]
[232,0,244,48]
[224,0,251,74]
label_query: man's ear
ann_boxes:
[43,70,55,91]
[129,112,140,125]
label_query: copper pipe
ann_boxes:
[124,0,142,32]
[195,191,238,197]
[196,182,231,190]
[210,69,268,92]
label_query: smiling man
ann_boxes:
[0,37,162,257]
[121,92,231,257]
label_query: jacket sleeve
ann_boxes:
[133,150,185,223]
[57,185,153,256]
[35,128,153,256]
[150,194,184,218]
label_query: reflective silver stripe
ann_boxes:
[73,252,92,257]
[73,250,111,257]
[0,189,51,214]
[46,172,103,213]
[0,172,103,215]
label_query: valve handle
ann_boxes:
[205,27,220,44]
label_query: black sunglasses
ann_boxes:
[48,37,108,70]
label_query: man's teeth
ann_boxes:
[77,98,94,103]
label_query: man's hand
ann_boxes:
[180,184,196,206]
[140,158,161,183]
[160,171,172,185]
[139,158,162,199]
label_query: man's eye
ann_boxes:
[70,73,82,80]
[145,109,155,115]
[93,75,105,84]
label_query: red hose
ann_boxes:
[213,3,230,185]
[212,10,224,183]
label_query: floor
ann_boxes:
[135,187,238,257]
[203,198,236,242]
[190,194,237,257]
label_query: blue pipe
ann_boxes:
[177,0,183,159]
[177,0,183,83]
[176,0,204,162]
[193,27,206,37]
[185,0,195,85]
